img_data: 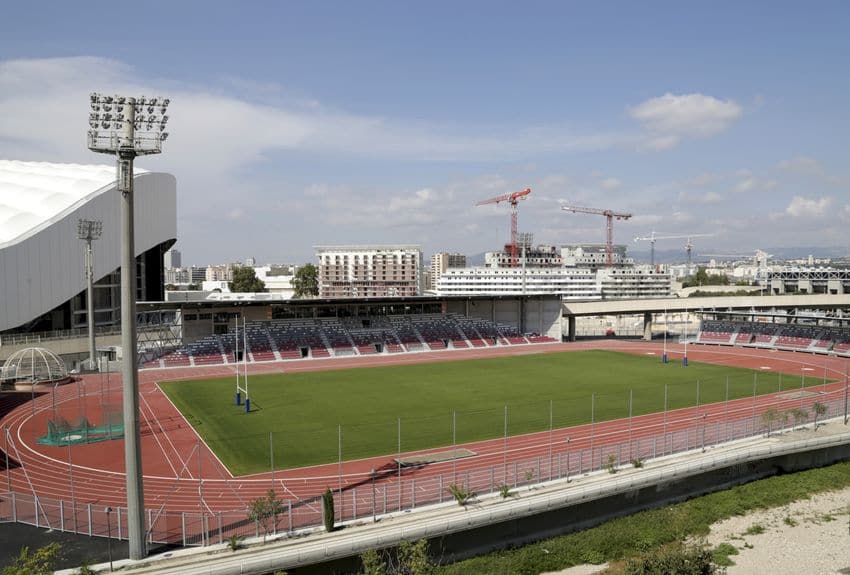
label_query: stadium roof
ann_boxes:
[0,159,147,245]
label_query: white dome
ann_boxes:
[1,347,69,385]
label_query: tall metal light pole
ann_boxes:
[87,93,170,560]
[78,219,103,371]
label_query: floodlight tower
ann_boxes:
[77,219,103,371]
[87,93,170,560]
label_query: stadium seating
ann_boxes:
[696,320,850,355]
[140,313,558,370]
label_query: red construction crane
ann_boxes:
[475,187,531,267]
[561,203,632,267]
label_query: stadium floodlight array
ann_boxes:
[87,92,171,561]
[76,218,103,241]
[88,93,169,156]
[77,218,103,373]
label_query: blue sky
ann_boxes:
[1,1,848,265]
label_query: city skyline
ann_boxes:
[1,2,849,265]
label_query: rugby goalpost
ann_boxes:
[234,315,250,413]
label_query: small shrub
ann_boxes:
[744,523,765,535]
[624,542,721,575]
[605,453,618,474]
[631,457,644,468]
[783,515,798,527]
[360,548,387,575]
[448,483,475,506]
[227,534,243,552]
[498,484,513,499]
[711,542,739,567]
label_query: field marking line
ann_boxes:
[138,385,186,478]
[154,381,235,480]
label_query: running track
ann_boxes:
[1,340,847,539]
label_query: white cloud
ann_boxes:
[630,93,742,140]
[600,177,621,190]
[679,190,722,204]
[785,196,833,218]
[778,156,824,175]
[734,176,776,193]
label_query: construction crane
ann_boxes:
[561,204,632,267]
[633,232,714,266]
[475,187,531,267]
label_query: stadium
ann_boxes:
[1,160,850,569]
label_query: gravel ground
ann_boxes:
[702,485,850,575]
[544,486,850,575]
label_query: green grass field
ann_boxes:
[159,350,815,475]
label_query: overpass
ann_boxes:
[562,294,850,341]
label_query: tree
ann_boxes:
[164,283,178,291]
[683,267,730,288]
[229,266,266,293]
[322,488,335,532]
[248,489,284,542]
[2,543,61,575]
[787,408,808,430]
[761,408,779,437]
[812,402,827,430]
[292,264,319,298]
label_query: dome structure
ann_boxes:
[0,347,69,386]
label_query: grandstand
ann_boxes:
[697,319,850,357]
[146,313,558,369]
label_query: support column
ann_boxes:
[568,316,576,342]
[643,312,653,341]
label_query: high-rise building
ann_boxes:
[189,266,207,284]
[316,245,422,298]
[164,248,181,269]
[429,252,467,290]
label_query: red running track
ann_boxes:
[1,340,847,536]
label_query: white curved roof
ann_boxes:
[0,160,148,244]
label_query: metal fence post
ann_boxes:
[87,503,92,536]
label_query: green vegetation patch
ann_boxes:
[159,350,812,475]
[434,460,850,574]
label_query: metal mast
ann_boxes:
[77,219,103,370]
[87,93,170,560]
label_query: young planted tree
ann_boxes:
[248,489,284,542]
[322,488,336,532]
[787,408,809,431]
[812,402,827,430]
[761,408,779,437]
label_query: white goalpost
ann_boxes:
[234,315,250,412]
